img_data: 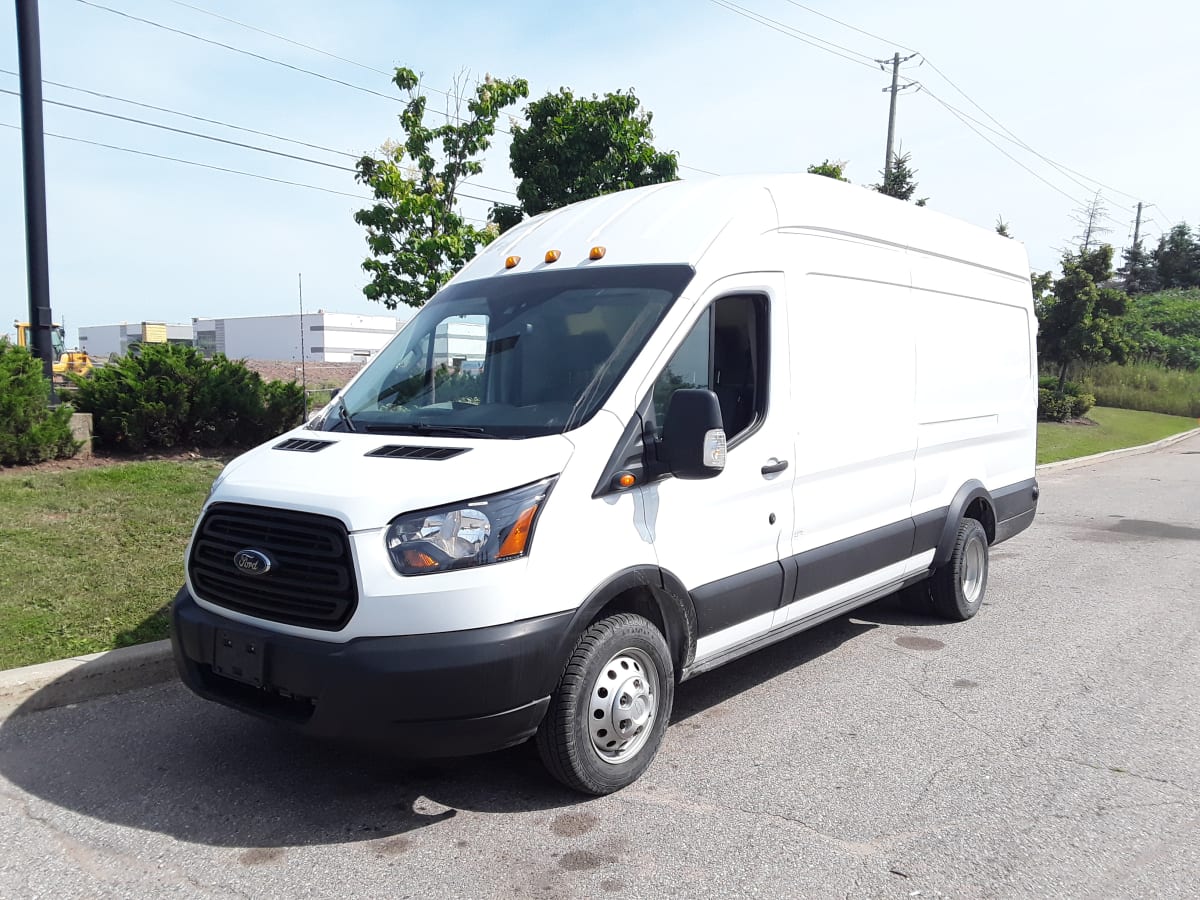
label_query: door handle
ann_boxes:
[761,458,789,476]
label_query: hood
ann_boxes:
[210,429,576,531]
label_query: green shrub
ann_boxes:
[1038,388,1074,422]
[70,344,305,452]
[0,340,79,465]
[1070,392,1096,418]
[1081,362,1200,418]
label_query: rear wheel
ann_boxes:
[535,613,674,795]
[930,517,989,621]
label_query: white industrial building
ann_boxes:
[434,319,486,368]
[192,311,407,362]
[78,322,195,357]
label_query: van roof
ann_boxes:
[453,174,1030,284]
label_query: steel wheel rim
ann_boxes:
[588,647,659,765]
[962,536,986,604]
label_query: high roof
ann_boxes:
[452,174,1029,284]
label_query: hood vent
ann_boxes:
[366,445,469,461]
[274,438,335,453]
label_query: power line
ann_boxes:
[0,86,356,172]
[917,84,1130,229]
[706,0,879,70]
[0,66,359,159]
[71,1,719,186]
[0,72,519,198]
[160,0,393,79]
[0,120,365,199]
[918,59,1142,206]
[0,120,491,224]
[779,0,918,53]
[920,91,1088,207]
[71,0,411,105]
[71,0,516,135]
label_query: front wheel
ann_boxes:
[930,517,989,621]
[535,613,674,795]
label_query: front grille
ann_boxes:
[189,503,357,630]
[365,444,469,460]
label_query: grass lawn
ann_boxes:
[0,460,221,670]
[1037,406,1198,465]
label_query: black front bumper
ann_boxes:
[170,587,573,756]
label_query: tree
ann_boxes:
[0,339,78,465]
[1071,191,1111,252]
[355,68,528,309]
[995,217,1012,238]
[491,88,677,230]
[1037,244,1129,389]
[807,159,849,181]
[1151,223,1200,290]
[1117,240,1158,295]
[873,146,927,206]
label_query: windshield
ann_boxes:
[328,265,694,438]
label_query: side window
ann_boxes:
[652,294,767,440]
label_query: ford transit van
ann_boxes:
[171,174,1038,794]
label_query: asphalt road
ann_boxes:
[2,435,1197,899]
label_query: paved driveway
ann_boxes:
[2,435,1197,898]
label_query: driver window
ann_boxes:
[652,294,767,441]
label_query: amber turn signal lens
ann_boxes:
[544,249,561,263]
[498,504,539,558]
[505,255,520,269]
[402,550,439,569]
[589,246,606,260]
[614,472,636,489]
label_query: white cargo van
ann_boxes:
[171,175,1038,794]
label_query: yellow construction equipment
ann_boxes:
[13,321,94,377]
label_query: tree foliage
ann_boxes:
[0,340,78,465]
[1151,223,1200,290]
[355,68,528,309]
[1037,244,1129,387]
[1122,289,1200,369]
[995,217,1012,238]
[491,87,677,230]
[807,159,849,182]
[873,147,927,206]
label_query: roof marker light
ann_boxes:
[545,249,561,263]
[589,246,607,260]
[505,255,520,269]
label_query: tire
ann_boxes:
[929,517,989,621]
[535,613,674,795]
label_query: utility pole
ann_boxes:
[879,52,920,184]
[1131,201,1144,251]
[14,0,55,385]
[298,273,308,416]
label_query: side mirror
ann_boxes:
[660,389,726,479]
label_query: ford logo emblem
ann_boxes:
[233,549,272,575]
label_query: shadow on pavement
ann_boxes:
[0,607,873,849]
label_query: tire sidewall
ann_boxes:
[566,618,675,794]
[954,519,989,618]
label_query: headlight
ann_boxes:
[385,478,555,576]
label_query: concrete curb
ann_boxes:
[0,640,175,718]
[1036,426,1200,474]
[3,426,1197,719]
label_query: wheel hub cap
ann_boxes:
[589,649,658,764]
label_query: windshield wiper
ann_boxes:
[364,422,493,438]
[336,398,358,433]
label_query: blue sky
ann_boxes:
[2,0,1197,345]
